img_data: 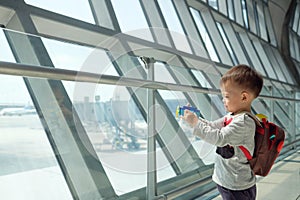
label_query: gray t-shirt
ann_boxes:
[193,112,256,190]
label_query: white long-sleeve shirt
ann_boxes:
[193,112,256,190]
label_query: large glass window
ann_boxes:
[190,8,219,62]
[24,0,95,24]
[252,40,277,79]
[292,5,300,33]
[0,75,72,200]
[42,37,118,76]
[157,0,192,53]
[256,2,268,41]
[216,22,238,65]
[227,0,235,21]
[0,30,15,62]
[111,0,153,41]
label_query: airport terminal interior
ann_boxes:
[0,0,299,199]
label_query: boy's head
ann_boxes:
[220,65,263,113]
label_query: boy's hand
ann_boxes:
[182,109,198,128]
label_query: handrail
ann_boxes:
[0,61,299,102]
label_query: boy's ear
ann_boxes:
[241,92,248,102]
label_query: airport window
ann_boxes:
[65,81,149,195]
[297,9,300,36]
[263,45,286,82]
[292,5,300,33]
[198,9,233,65]
[0,75,73,199]
[218,0,227,16]
[208,0,218,10]
[264,5,277,46]
[0,1,299,199]
[0,30,16,63]
[111,0,154,42]
[157,0,192,53]
[293,34,300,61]
[237,32,267,76]
[154,62,177,84]
[289,32,296,59]
[297,92,300,137]
[191,70,213,89]
[256,2,268,41]
[216,22,238,65]
[227,0,235,21]
[234,0,244,26]
[42,38,118,76]
[252,40,277,79]
[24,0,95,24]
[246,0,257,34]
[190,8,220,62]
[273,101,292,139]
[241,0,249,29]
[293,33,300,62]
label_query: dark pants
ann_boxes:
[217,184,256,200]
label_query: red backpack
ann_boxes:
[225,113,285,176]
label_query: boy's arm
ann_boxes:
[183,109,224,129]
[198,117,224,129]
[193,115,255,146]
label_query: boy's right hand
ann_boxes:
[182,109,198,128]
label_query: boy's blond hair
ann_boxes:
[220,65,263,98]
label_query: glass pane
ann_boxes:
[263,46,286,82]
[264,6,277,46]
[0,75,72,200]
[190,8,219,62]
[257,2,268,40]
[237,32,267,76]
[65,81,148,195]
[191,70,214,88]
[296,93,300,139]
[154,62,176,84]
[157,0,192,53]
[0,29,16,62]
[234,0,244,26]
[111,0,154,41]
[43,37,118,76]
[227,0,235,20]
[216,22,238,65]
[24,0,95,24]
[208,0,218,10]
[158,90,216,165]
[252,40,277,79]
[292,5,300,32]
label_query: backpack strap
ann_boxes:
[239,112,263,160]
[244,112,263,127]
[239,146,252,160]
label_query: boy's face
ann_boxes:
[221,81,253,114]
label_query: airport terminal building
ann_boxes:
[0,0,299,199]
